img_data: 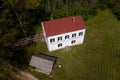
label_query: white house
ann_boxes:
[41,16,86,51]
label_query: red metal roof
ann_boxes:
[42,16,86,37]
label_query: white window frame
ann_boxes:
[65,35,69,39]
[79,32,83,36]
[72,33,76,38]
[58,37,62,41]
[58,43,62,47]
[71,40,76,44]
[50,38,55,43]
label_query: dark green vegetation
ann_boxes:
[0,0,120,80]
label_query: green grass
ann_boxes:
[28,9,120,80]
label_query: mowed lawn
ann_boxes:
[28,9,120,80]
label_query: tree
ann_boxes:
[111,0,120,20]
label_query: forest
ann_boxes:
[0,0,120,79]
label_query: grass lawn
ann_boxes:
[27,9,120,80]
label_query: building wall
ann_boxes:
[46,29,86,51]
[41,22,49,47]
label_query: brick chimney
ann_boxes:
[72,17,75,22]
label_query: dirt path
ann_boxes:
[16,71,38,80]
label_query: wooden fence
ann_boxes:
[9,32,45,47]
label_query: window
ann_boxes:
[58,37,62,41]
[58,43,62,47]
[71,40,76,44]
[72,33,76,38]
[50,38,55,43]
[79,32,83,36]
[65,35,69,39]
